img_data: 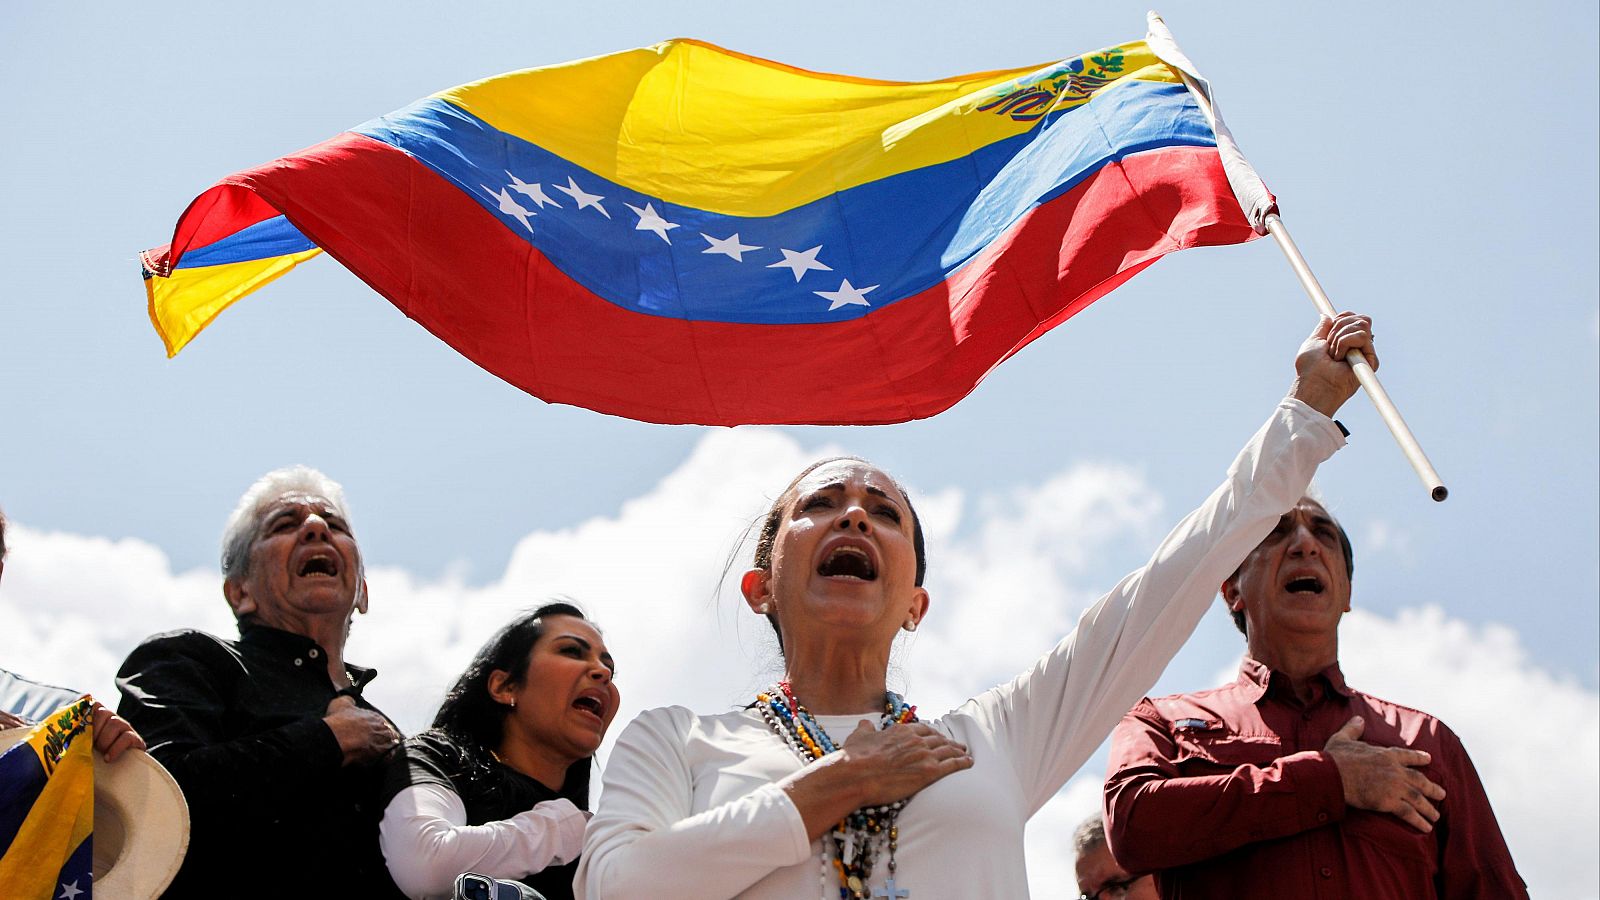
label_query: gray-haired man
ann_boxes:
[117,467,404,899]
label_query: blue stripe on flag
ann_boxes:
[352,79,1215,324]
[177,215,318,269]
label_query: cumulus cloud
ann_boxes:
[1,427,1593,897]
[1340,607,1599,899]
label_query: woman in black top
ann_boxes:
[380,602,620,900]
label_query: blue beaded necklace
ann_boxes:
[755,681,918,899]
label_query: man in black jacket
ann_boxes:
[117,467,404,898]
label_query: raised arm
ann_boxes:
[959,313,1370,807]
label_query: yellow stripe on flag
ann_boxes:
[0,701,94,900]
[148,248,323,356]
[436,38,1179,216]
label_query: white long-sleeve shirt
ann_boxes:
[577,399,1345,899]
[380,782,588,900]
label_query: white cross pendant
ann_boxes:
[873,877,909,899]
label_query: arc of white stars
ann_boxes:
[626,202,680,244]
[767,245,832,282]
[481,185,535,233]
[815,278,877,311]
[701,232,761,262]
[505,172,560,209]
[554,176,610,218]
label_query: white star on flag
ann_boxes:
[59,881,84,900]
[554,176,610,218]
[815,278,878,311]
[505,172,561,208]
[700,232,761,261]
[767,245,832,282]
[626,202,681,244]
[481,186,535,233]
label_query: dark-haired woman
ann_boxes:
[380,602,619,900]
[579,315,1376,899]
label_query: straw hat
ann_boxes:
[0,727,189,899]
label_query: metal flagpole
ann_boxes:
[1147,12,1448,501]
[1261,215,1447,501]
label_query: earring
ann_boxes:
[903,619,918,632]
[756,603,771,614]
[509,699,517,709]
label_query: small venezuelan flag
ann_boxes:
[142,21,1269,425]
[0,699,94,900]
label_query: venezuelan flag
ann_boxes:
[0,699,94,900]
[143,30,1265,425]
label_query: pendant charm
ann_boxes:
[874,876,910,898]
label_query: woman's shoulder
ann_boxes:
[395,728,485,785]
[406,727,475,760]
[614,704,764,746]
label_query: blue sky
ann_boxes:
[2,2,1596,895]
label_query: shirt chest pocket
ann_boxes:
[1171,727,1284,774]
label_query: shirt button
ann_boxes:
[293,658,304,667]
[308,649,319,659]
[1320,867,1332,879]
[1316,812,1329,823]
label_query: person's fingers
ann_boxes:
[105,729,144,763]
[1392,802,1434,833]
[1309,315,1333,342]
[1406,769,1447,801]
[1331,716,1364,742]
[326,695,356,713]
[1389,746,1432,768]
[93,714,131,755]
[1327,317,1372,359]
[940,753,975,774]
[1409,788,1442,824]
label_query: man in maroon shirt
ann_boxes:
[1102,497,1528,899]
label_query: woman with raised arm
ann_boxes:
[380,602,619,900]
[578,313,1376,900]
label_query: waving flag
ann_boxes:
[142,27,1268,425]
[0,699,94,900]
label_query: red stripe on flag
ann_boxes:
[208,133,1254,424]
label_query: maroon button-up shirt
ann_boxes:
[1103,658,1527,899]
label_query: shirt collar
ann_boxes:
[1239,656,1352,703]
[238,623,378,688]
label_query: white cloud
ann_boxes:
[1359,518,1414,562]
[2,429,1594,898]
[1340,606,1599,899]
[1199,606,1599,899]
[1025,775,1103,897]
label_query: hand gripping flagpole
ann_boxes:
[1146,12,1448,501]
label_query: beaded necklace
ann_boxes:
[755,681,918,900]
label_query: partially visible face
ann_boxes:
[227,493,365,626]
[1226,499,1352,645]
[751,460,927,644]
[1075,842,1157,900]
[501,615,620,763]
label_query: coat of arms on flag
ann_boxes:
[0,698,94,900]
